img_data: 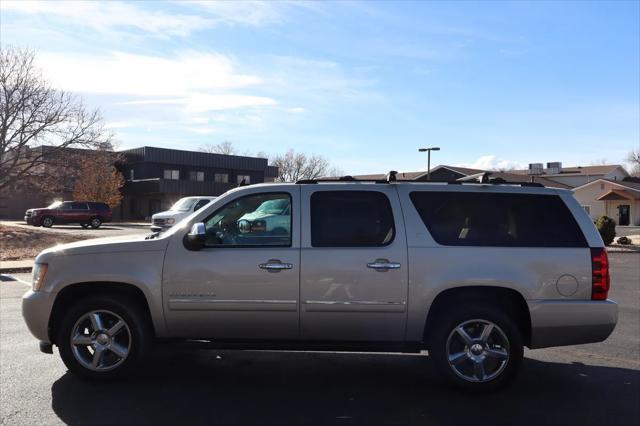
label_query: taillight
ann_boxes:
[591,248,610,300]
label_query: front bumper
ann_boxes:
[22,290,57,343]
[150,224,173,232]
[24,216,38,225]
[528,299,618,348]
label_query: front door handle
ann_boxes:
[259,260,293,272]
[367,259,401,271]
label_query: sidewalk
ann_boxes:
[0,259,34,273]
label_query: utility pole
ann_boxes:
[418,147,440,181]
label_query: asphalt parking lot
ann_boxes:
[0,220,150,238]
[1,254,638,425]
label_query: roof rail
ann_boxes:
[296,171,398,184]
[454,172,543,187]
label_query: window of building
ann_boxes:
[189,171,204,182]
[130,169,134,180]
[409,191,587,247]
[203,193,291,247]
[215,173,229,183]
[310,191,395,247]
[237,175,251,184]
[600,183,605,190]
[164,169,179,180]
[582,205,591,215]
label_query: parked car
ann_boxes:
[22,180,617,390]
[150,196,215,232]
[24,201,112,229]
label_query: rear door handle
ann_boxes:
[259,260,293,272]
[367,259,401,271]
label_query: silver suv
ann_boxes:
[22,179,617,390]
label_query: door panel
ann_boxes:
[162,188,300,340]
[299,187,408,342]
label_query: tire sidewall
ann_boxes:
[90,217,102,228]
[42,216,54,227]
[428,303,523,392]
[56,296,151,380]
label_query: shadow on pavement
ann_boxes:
[51,348,640,426]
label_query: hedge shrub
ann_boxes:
[595,216,616,246]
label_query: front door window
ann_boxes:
[618,205,630,226]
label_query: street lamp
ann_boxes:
[418,147,440,181]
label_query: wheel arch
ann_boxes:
[48,282,155,344]
[423,286,531,348]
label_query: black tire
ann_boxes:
[428,302,523,392]
[81,223,89,228]
[41,216,54,227]
[89,217,102,229]
[56,295,152,380]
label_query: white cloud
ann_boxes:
[122,94,276,113]
[2,1,214,37]
[38,51,263,97]
[458,155,525,171]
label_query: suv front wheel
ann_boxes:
[56,295,151,380]
[428,303,523,392]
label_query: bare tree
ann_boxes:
[271,149,330,182]
[627,149,640,177]
[199,141,238,155]
[0,47,112,193]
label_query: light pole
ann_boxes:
[418,147,440,181]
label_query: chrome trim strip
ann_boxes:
[168,299,298,312]
[170,299,297,304]
[304,300,405,305]
[303,300,406,313]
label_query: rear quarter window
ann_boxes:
[409,191,587,247]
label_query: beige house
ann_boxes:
[572,179,640,226]
[510,164,629,187]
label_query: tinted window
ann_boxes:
[203,193,291,247]
[311,191,395,247]
[70,202,88,210]
[409,192,587,247]
[89,203,110,211]
[194,199,210,211]
[59,202,72,209]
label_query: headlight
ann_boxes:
[32,263,48,291]
[166,218,175,225]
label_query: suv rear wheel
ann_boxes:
[56,295,152,380]
[428,303,523,392]
[90,217,102,228]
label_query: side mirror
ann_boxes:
[184,222,206,251]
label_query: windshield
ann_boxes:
[255,199,289,215]
[170,198,198,212]
[47,201,62,209]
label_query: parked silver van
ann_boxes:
[22,178,617,390]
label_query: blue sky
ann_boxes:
[2,1,639,174]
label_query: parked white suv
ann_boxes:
[22,179,617,390]
[150,196,215,231]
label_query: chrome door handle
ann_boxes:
[367,260,401,271]
[259,260,293,271]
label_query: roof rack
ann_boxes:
[296,171,398,184]
[296,171,544,187]
[453,172,544,187]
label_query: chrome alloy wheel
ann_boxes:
[446,319,510,383]
[70,310,132,372]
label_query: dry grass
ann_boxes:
[0,224,86,261]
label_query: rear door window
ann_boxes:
[310,191,395,247]
[71,202,88,210]
[409,191,587,247]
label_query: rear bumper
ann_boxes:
[22,290,56,343]
[528,299,618,348]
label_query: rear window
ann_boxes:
[311,191,395,247]
[409,191,587,247]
